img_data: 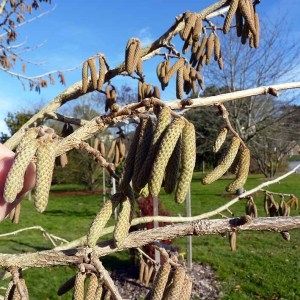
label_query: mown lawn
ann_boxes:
[0,173,299,299]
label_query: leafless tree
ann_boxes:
[1,1,300,299]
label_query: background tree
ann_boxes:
[0,0,69,91]
[185,20,300,177]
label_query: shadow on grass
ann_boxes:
[8,239,50,252]
[44,209,96,218]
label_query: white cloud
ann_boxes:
[137,27,154,47]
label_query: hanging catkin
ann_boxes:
[226,147,250,192]
[148,262,171,300]
[149,118,185,197]
[202,136,240,185]
[175,121,196,203]
[34,139,57,213]
[72,272,86,300]
[163,266,186,300]
[4,128,38,203]
[136,106,171,190]
[132,118,154,192]
[113,196,132,247]
[223,0,239,34]
[119,121,143,189]
[87,193,123,247]
[164,137,182,195]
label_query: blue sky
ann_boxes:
[0,0,300,134]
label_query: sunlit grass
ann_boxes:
[0,172,299,299]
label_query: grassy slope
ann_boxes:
[0,174,299,299]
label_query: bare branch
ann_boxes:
[0,216,299,269]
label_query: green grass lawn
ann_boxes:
[0,172,300,299]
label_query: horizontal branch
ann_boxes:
[54,162,300,251]
[168,81,300,110]
[0,216,299,269]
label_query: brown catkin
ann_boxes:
[164,266,186,300]
[192,16,203,41]
[150,262,171,300]
[183,64,191,81]
[202,136,240,185]
[138,80,143,101]
[195,34,208,61]
[106,139,116,161]
[119,121,143,189]
[113,141,120,166]
[253,12,260,48]
[182,32,193,54]
[239,0,256,36]
[125,38,137,74]
[87,193,122,247]
[226,147,250,192]
[213,127,228,153]
[180,276,193,300]
[113,196,132,247]
[97,55,106,91]
[99,141,106,158]
[93,138,99,150]
[136,107,171,190]
[205,32,215,64]
[164,137,181,194]
[218,56,224,70]
[12,203,21,224]
[4,130,38,203]
[57,275,76,296]
[156,61,165,85]
[180,11,193,41]
[229,231,237,251]
[34,140,56,213]
[87,57,98,89]
[118,138,126,161]
[223,0,239,34]
[191,40,199,55]
[175,122,196,203]
[136,58,143,76]
[134,39,142,75]
[189,68,198,94]
[176,67,184,99]
[214,34,221,61]
[72,272,86,300]
[235,7,244,37]
[241,17,250,44]
[152,85,161,99]
[149,118,185,197]
[196,72,205,90]
[132,118,154,192]
[162,57,185,85]
[85,273,98,300]
[82,60,89,93]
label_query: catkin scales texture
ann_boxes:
[87,194,121,247]
[34,141,56,213]
[175,122,196,203]
[149,118,185,197]
[202,136,240,185]
[4,140,38,203]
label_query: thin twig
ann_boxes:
[0,226,69,247]
[91,253,123,300]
